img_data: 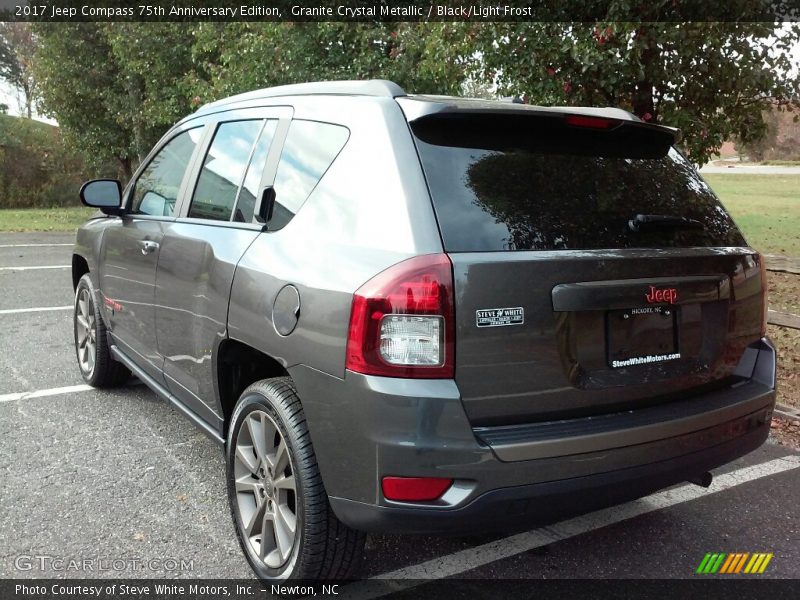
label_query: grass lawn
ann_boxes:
[0,206,97,232]
[703,174,800,256]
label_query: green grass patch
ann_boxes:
[703,174,800,256]
[0,206,97,232]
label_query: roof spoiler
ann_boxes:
[403,101,681,146]
[409,109,681,159]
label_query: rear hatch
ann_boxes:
[403,103,766,427]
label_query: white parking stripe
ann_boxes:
[0,243,73,248]
[347,455,800,597]
[0,265,70,271]
[0,384,93,403]
[0,380,145,403]
[0,306,72,315]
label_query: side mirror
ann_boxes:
[79,179,123,215]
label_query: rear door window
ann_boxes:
[411,115,745,251]
[189,120,265,221]
[268,120,349,231]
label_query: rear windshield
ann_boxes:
[411,115,745,252]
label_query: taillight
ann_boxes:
[382,476,453,502]
[346,254,455,378]
[565,114,616,129]
[758,253,768,337]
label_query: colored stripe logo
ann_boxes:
[696,552,773,574]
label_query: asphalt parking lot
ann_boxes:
[1,231,799,587]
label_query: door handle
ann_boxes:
[139,240,159,255]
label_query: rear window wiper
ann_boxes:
[628,213,705,232]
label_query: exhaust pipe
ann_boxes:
[688,472,713,488]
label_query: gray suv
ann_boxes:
[73,80,776,581]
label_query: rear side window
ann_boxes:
[131,127,203,216]
[189,120,264,221]
[412,115,746,251]
[269,120,349,231]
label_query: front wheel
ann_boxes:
[73,273,129,387]
[226,377,365,581]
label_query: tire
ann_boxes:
[73,273,130,387]
[226,377,365,581]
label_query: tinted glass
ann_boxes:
[413,119,746,251]
[189,120,263,221]
[131,127,203,216]
[269,120,349,230]
[233,120,278,223]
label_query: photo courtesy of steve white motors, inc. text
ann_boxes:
[14,582,342,597]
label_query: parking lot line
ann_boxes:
[0,379,147,403]
[347,455,800,596]
[0,265,70,271]
[0,383,94,403]
[0,243,73,248]
[0,306,72,315]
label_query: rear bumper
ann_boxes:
[330,415,770,533]
[290,338,776,535]
[473,343,776,462]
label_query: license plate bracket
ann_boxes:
[607,306,679,368]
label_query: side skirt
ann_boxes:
[110,344,225,446]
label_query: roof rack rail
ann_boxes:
[200,80,406,111]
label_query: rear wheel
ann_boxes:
[73,274,129,387]
[226,377,365,580]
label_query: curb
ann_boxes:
[775,404,800,423]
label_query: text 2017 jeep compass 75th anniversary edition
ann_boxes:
[72,80,775,581]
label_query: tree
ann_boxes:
[35,23,133,178]
[189,22,470,102]
[31,17,800,175]
[103,23,209,163]
[736,107,800,162]
[470,21,800,164]
[34,23,198,180]
[735,109,780,161]
[0,23,38,118]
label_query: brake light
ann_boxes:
[565,114,616,129]
[346,254,455,378]
[758,253,768,337]
[382,476,453,502]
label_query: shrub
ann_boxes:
[0,114,89,208]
